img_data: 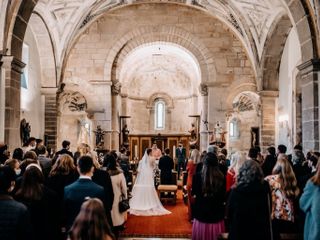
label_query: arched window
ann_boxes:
[155,100,165,130]
[229,118,240,138]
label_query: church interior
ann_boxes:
[0,0,320,239]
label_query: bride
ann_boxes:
[129,148,171,216]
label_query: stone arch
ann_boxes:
[146,92,174,109]
[225,83,257,109]
[104,25,216,85]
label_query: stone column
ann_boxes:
[0,56,5,141]
[41,88,58,150]
[297,59,320,151]
[259,90,278,152]
[199,83,208,152]
[111,81,121,150]
[1,55,25,149]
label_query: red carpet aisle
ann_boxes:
[120,191,192,238]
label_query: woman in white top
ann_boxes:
[129,148,170,216]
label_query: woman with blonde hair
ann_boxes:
[265,155,300,240]
[69,198,114,240]
[226,151,247,193]
[46,154,78,201]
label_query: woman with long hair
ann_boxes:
[300,160,320,240]
[69,198,114,240]
[228,160,272,240]
[265,155,300,239]
[191,152,225,240]
[226,151,247,193]
[46,154,79,201]
[15,164,60,240]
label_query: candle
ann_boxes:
[134,145,138,159]
[173,145,176,159]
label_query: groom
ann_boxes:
[175,142,186,178]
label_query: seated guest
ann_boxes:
[15,164,60,240]
[186,145,200,221]
[192,152,226,240]
[226,151,247,194]
[262,146,277,177]
[69,198,114,240]
[64,155,106,230]
[265,155,300,240]
[107,154,127,238]
[0,166,32,240]
[300,160,320,240]
[159,148,174,184]
[228,160,272,240]
[37,145,52,179]
[46,154,79,201]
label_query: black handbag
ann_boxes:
[119,194,130,213]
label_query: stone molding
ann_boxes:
[297,58,320,75]
[0,55,26,73]
[199,83,208,96]
[258,90,279,98]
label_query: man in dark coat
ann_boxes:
[0,166,32,240]
[159,148,174,184]
[64,156,107,230]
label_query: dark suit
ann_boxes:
[64,178,106,230]
[159,155,174,184]
[176,147,186,176]
[92,169,114,227]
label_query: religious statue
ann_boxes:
[188,123,198,146]
[122,124,130,146]
[93,125,107,148]
[20,119,31,145]
[78,119,90,146]
[209,121,226,148]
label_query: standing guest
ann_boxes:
[159,148,174,184]
[265,155,300,240]
[15,164,60,240]
[55,140,73,158]
[34,139,44,155]
[186,145,200,221]
[4,159,21,177]
[23,150,38,161]
[12,148,24,162]
[118,149,130,184]
[226,151,247,194]
[192,152,225,240]
[248,147,260,164]
[277,144,287,155]
[262,146,277,177]
[221,148,230,167]
[69,198,114,240]
[37,145,52,179]
[300,160,320,240]
[176,142,186,177]
[92,157,114,228]
[64,155,106,230]
[228,160,272,240]
[24,137,37,153]
[0,143,9,165]
[107,154,127,238]
[0,166,32,240]
[46,154,79,201]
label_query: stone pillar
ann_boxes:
[259,90,278,152]
[297,59,320,151]
[199,83,208,152]
[42,88,58,150]
[0,56,5,142]
[111,81,121,150]
[1,56,25,149]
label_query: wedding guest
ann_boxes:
[248,147,259,164]
[277,144,287,155]
[262,146,277,176]
[69,198,114,240]
[265,155,300,240]
[300,160,320,240]
[159,148,174,184]
[53,140,73,165]
[107,154,127,238]
[228,160,272,240]
[12,148,24,162]
[15,164,60,240]
[226,151,247,194]
[176,142,186,177]
[0,166,32,240]
[0,143,9,165]
[186,145,200,221]
[23,150,38,161]
[37,145,52,178]
[4,159,21,177]
[192,152,225,240]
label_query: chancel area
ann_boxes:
[0,0,320,240]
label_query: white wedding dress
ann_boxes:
[129,151,171,216]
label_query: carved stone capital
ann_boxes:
[297,59,320,75]
[0,55,26,74]
[111,81,121,95]
[199,83,208,96]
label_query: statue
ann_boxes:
[93,125,107,148]
[209,121,226,148]
[20,119,31,145]
[188,123,198,146]
[122,124,129,146]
